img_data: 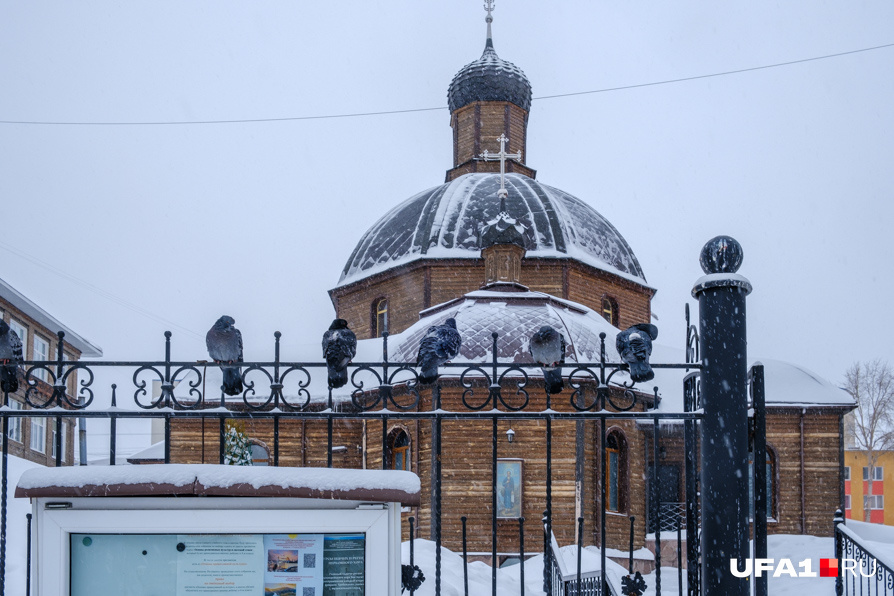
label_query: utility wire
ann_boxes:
[0,41,891,126]
[0,241,204,339]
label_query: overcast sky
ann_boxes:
[1,2,892,452]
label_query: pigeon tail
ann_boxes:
[221,366,243,396]
[542,367,564,394]
[328,366,349,389]
[0,366,18,394]
[418,366,440,384]
[627,361,654,383]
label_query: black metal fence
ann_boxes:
[834,511,894,595]
[1,239,766,596]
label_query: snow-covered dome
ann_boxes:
[338,173,647,287]
[388,285,623,365]
[447,39,532,112]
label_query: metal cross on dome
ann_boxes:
[480,134,522,205]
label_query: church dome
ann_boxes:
[447,40,532,112]
[337,173,647,287]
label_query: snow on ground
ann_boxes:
[3,455,40,596]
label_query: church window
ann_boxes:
[601,297,619,326]
[604,430,628,513]
[372,298,389,338]
[749,445,777,519]
[250,441,269,466]
[387,428,410,471]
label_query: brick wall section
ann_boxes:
[765,408,843,537]
[1,297,81,466]
[330,259,654,339]
[450,101,528,168]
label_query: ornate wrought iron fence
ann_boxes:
[1,326,715,596]
[834,512,894,595]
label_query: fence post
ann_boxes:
[833,509,844,596]
[692,236,752,596]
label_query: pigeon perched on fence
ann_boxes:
[322,319,357,389]
[529,325,566,394]
[416,318,461,384]
[615,324,659,383]
[0,320,23,394]
[206,315,244,396]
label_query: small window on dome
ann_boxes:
[601,296,619,327]
[372,298,389,338]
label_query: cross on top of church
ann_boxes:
[480,133,522,206]
[484,0,495,40]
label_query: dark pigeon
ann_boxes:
[206,315,243,396]
[322,319,357,389]
[0,320,23,394]
[529,325,566,394]
[616,323,659,383]
[416,318,461,384]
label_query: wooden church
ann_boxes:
[169,4,853,565]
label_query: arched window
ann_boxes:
[749,445,777,519]
[372,298,389,338]
[250,441,269,466]
[601,296,619,326]
[387,428,410,471]
[605,430,628,513]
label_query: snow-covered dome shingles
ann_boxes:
[387,288,622,366]
[447,38,532,113]
[337,173,647,287]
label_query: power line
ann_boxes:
[1,41,891,126]
[0,241,203,339]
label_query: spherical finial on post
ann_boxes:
[699,235,744,274]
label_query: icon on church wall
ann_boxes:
[496,459,523,519]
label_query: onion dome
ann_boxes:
[447,38,532,113]
[337,173,647,288]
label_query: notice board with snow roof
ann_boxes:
[16,464,420,596]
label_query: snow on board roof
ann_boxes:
[16,464,421,506]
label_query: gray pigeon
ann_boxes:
[322,319,357,389]
[206,315,243,396]
[529,325,566,394]
[616,324,659,383]
[0,320,23,394]
[416,318,461,384]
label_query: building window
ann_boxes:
[30,416,46,453]
[7,399,22,443]
[844,466,850,481]
[372,298,389,338]
[864,466,883,481]
[865,495,884,510]
[52,421,67,462]
[845,495,851,510]
[601,297,619,327]
[250,442,269,466]
[604,430,628,513]
[749,447,777,519]
[9,319,27,360]
[33,335,49,382]
[387,428,410,471]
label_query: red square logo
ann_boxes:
[820,558,839,577]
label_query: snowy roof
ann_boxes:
[649,353,854,413]
[0,276,102,357]
[336,173,648,288]
[387,285,624,366]
[16,464,421,506]
[126,441,165,463]
[447,38,532,112]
